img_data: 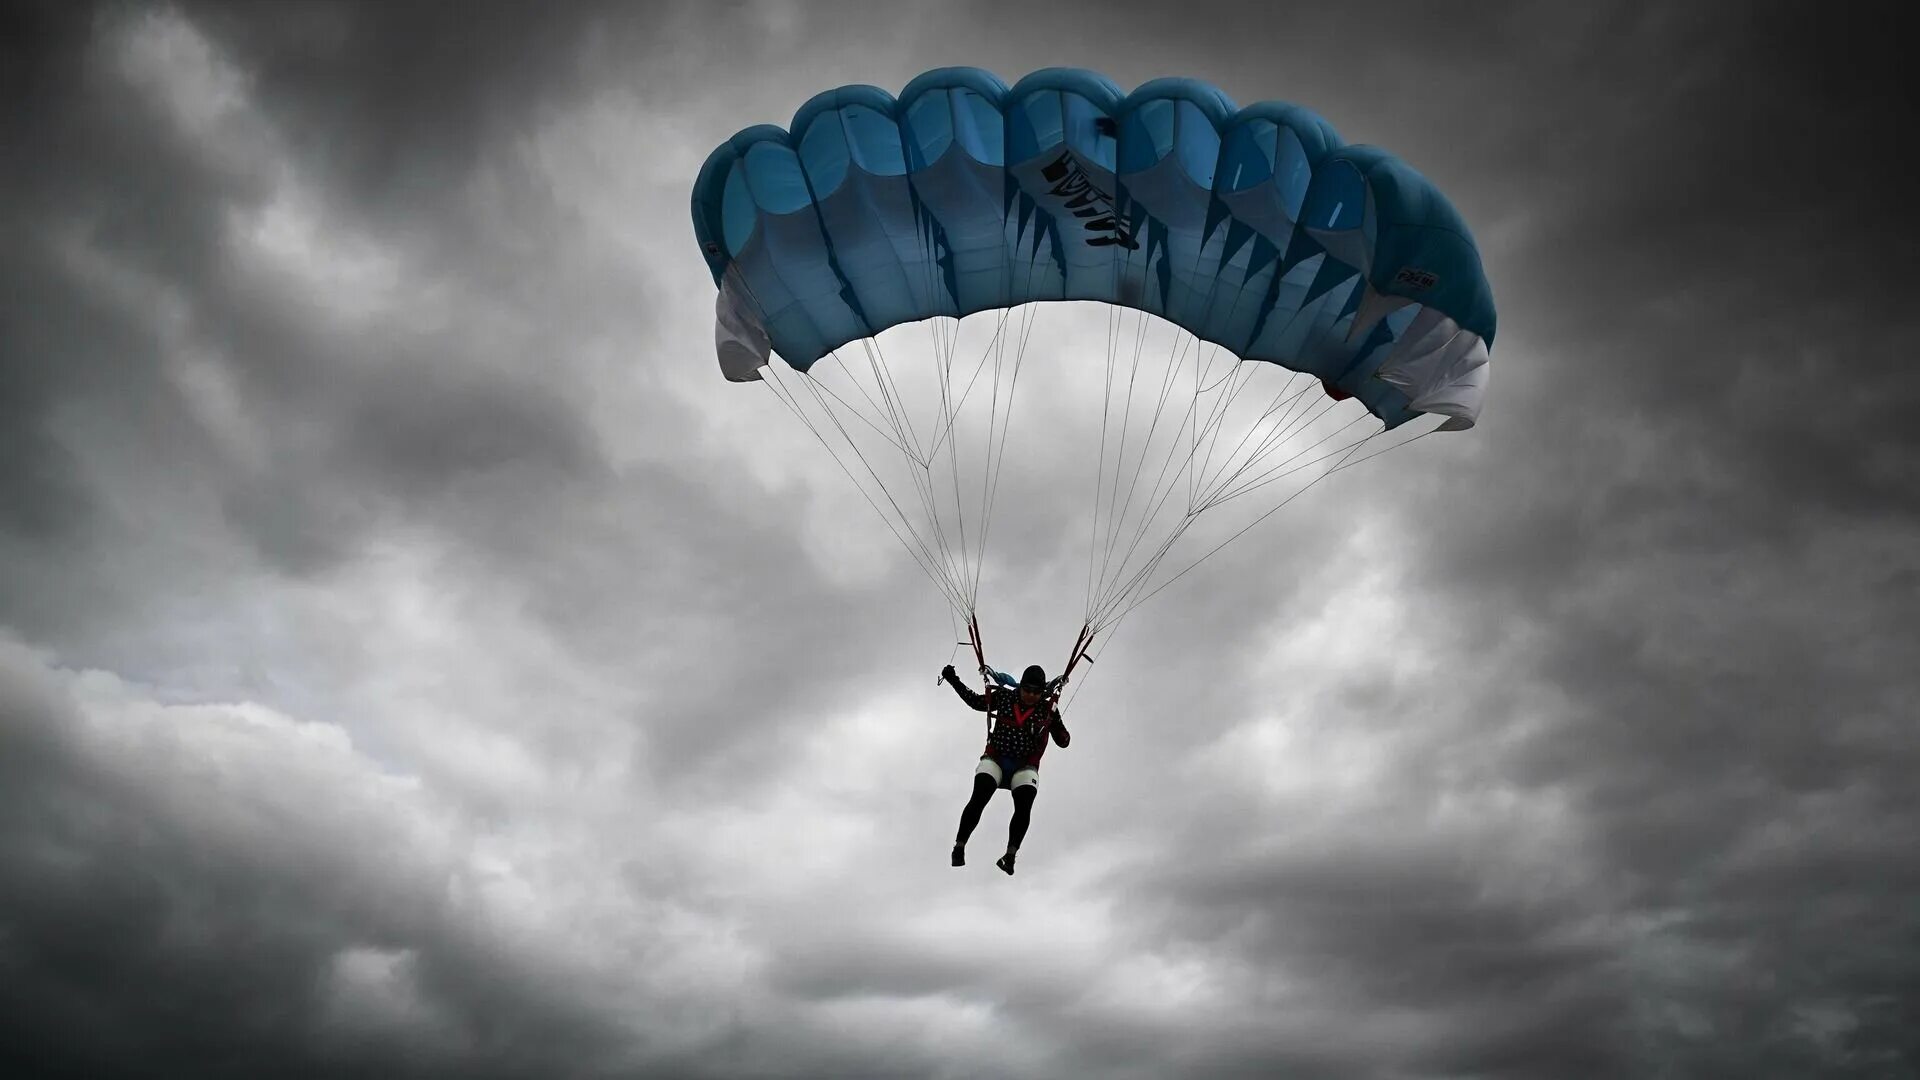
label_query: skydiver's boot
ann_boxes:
[951,843,965,867]
[996,851,1016,876]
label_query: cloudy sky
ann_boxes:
[3,2,1917,1077]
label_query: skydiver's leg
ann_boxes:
[956,773,997,844]
[1007,784,1036,850]
[954,768,999,864]
[999,780,1037,875]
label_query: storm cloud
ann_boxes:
[2,2,1916,1077]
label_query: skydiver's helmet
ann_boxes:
[1019,665,1047,695]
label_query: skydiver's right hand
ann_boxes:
[941,664,957,683]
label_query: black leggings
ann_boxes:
[956,773,1036,852]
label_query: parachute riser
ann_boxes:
[954,614,1089,716]
[969,612,990,737]
[1050,622,1096,706]
[968,612,989,685]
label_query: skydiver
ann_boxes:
[940,662,1071,875]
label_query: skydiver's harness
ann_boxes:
[947,614,1096,739]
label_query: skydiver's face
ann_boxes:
[1018,686,1041,707]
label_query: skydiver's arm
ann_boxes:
[1049,708,1071,747]
[942,669,990,712]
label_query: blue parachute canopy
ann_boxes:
[692,67,1495,430]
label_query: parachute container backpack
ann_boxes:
[690,68,1496,700]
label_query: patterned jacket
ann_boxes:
[945,676,1071,768]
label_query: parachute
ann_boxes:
[690,67,1495,695]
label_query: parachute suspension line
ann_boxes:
[786,365,970,611]
[1082,241,1261,632]
[1092,301,1165,606]
[1204,407,1366,508]
[1325,419,1442,474]
[1107,307,1158,544]
[1107,410,1456,631]
[1105,429,1384,626]
[1090,219,1251,614]
[926,309,1012,461]
[1087,313,1184,625]
[913,187,987,639]
[1187,349,1260,513]
[936,320,974,616]
[1084,299,1124,619]
[1094,334,1230,619]
[961,160,1030,624]
[913,173,959,562]
[760,371,971,615]
[1193,389,1340,509]
[879,320,972,599]
[966,300,1011,617]
[1182,361,1274,495]
[783,360,921,461]
[925,299,986,656]
[1221,368,1323,469]
[932,305,1023,621]
[1149,231,1245,511]
[808,353,970,611]
[1087,418,1381,632]
[804,331,924,466]
[960,297,1036,618]
[1085,305,1122,611]
[1095,317,1209,612]
[1197,412,1445,520]
[1089,373,1302,628]
[842,335,972,599]
[970,295,1039,615]
[725,234,929,463]
[1071,319,1220,688]
[858,332,979,603]
[836,349,969,611]
[955,310,1004,616]
[1190,360,1267,506]
[1062,221,1152,707]
[859,337,925,465]
[1178,364,1299,522]
[970,246,1049,613]
[727,265,974,617]
[1091,323,1191,617]
[855,282,995,616]
[1087,300,1156,612]
[1185,339,1248,524]
[1087,204,1132,619]
[1167,307,1319,526]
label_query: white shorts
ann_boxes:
[976,756,1038,790]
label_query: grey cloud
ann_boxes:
[5,2,1920,1078]
[0,644,651,1080]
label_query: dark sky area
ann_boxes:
[2,2,1916,1077]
